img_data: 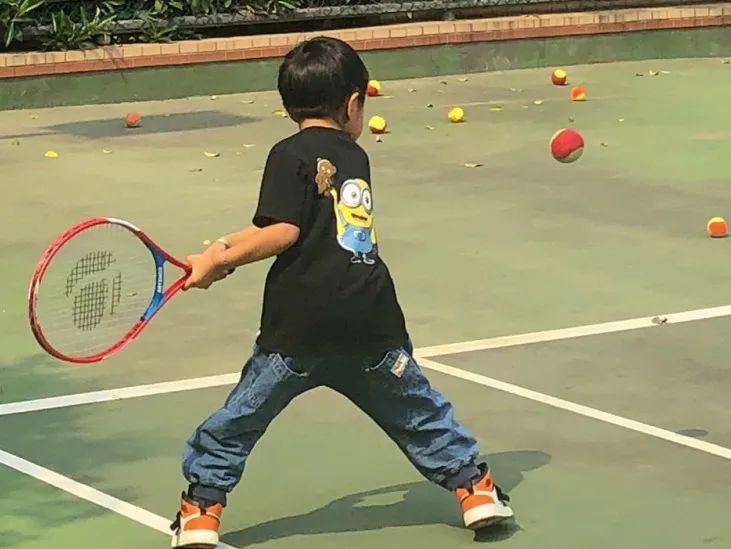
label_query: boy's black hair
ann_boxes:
[278,37,369,124]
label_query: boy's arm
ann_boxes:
[214,222,299,269]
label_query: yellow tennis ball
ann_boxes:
[368,115,387,134]
[448,106,465,123]
[707,216,728,237]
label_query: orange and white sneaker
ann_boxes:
[170,493,223,548]
[454,466,514,529]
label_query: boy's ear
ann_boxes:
[346,91,362,118]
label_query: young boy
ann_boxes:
[171,36,513,548]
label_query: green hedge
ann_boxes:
[0,0,301,50]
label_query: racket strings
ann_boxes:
[35,223,160,357]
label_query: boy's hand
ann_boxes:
[184,253,227,290]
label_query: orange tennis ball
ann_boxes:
[448,106,465,123]
[550,128,584,163]
[551,69,567,86]
[570,85,587,101]
[368,115,387,134]
[367,80,381,97]
[707,216,728,238]
[125,112,141,128]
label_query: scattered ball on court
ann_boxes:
[570,85,587,101]
[551,69,567,86]
[549,128,584,163]
[448,106,465,123]
[368,115,387,134]
[707,216,728,238]
[367,80,381,97]
[125,112,141,128]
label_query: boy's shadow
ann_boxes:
[222,450,550,546]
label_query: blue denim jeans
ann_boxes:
[182,339,480,504]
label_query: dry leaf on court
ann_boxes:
[618,118,625,122]
[102,149,112,154]
[426,103,434,108]
[44,150,58,158]
[408,88,416,93]
[532,100,544,105]
[240,99,256,104]
[489,105,503,112]
[649,70,660,76]
[440,80,448,85]
[464,162,483,168]
[600,142,609,147]
[204,151,220,158]
[425,125,435,130]
[242,144,256,148]
[188,168,203,172]
[723,59,730,64]
[210,95,218,100]
[652,316,668,325]
[273,109,288,118]
[30,114,39,120]
[635,72,644,76]
[203,240,212,246]
[458,77,469,82]
[375,136,383,143]
[11,138,20,146]
[509,87,523,92]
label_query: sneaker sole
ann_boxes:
[464,503,515,530]
[171,529,219,549]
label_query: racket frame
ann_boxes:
[28,217,191,364]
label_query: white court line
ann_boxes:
[416,304,731,358]
[420,357,731,461]
[0,373,240,417]
[3,304,731,417]
[0,449,239,548]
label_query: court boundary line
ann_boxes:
[2,303,731,418]
[2,354,730,548]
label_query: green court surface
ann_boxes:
[2,56,731,548]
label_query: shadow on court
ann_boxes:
[0,111,259,141]
[222,450,550,546]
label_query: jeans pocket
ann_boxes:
[269,352,309,379]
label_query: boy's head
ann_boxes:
[278,37,369,139]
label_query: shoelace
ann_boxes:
[495,485,510,503]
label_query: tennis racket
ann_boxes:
[28,217,191,364]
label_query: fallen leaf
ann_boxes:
[425,125,435,130]
[188,168,203,172]
[11,138,20,146]
[489,105,503,112]
[380,95,393,99]
[242,144,256,148]
[272,109,288,118]
[649,70,660,76]
[204,151,220,158]
[375,135,383,143]
[440,80,448,85]
[210,95,218,100]
[240,99,256,104]
[30,114,39,120]
[652,316,668,325]
[408,88,416,93]
[722,59,730,64]
[568,117,575,123]
[458,77,469,82]
[426,103,434,108]
[44,150,58,158]
[635,72,644,76]
[618,118,625,122]
[532,100,544,105]
[203,239,212,246]
[600,142,609,147]
[464,162,483,168]
[509,87,523,92]
[660,70,671,74]
[102,149,112,154]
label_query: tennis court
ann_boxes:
[2,57,731,548]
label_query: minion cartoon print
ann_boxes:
[316,158,378,264]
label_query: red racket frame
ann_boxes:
[28,217,191,364]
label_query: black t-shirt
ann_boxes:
[253,126,407,357]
